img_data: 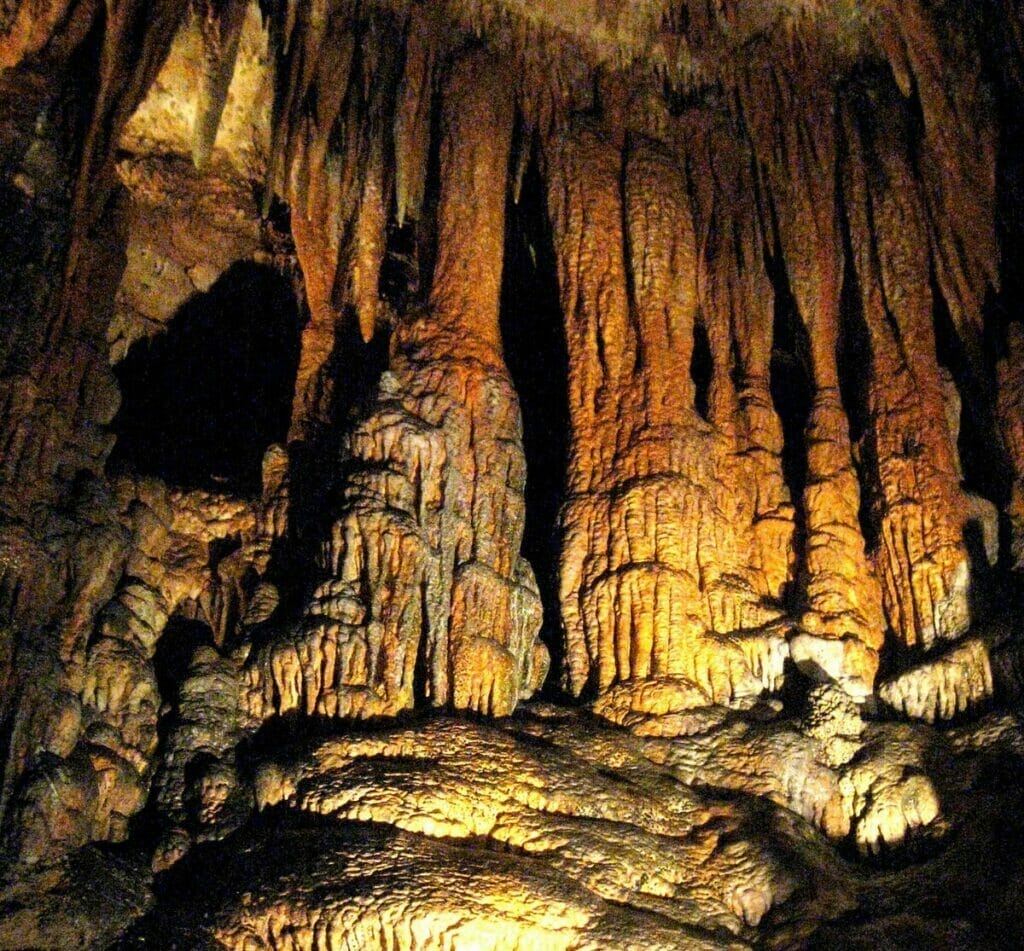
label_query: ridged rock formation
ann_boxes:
[2,1,1024,948]
[244,49,546,721]
[549,121,789,715]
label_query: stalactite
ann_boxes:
[0,0,188,514]
[271,6,401,441]
[870,0,998,355]
[244,47,546,721]
[191,0,248,170]
[393,8,434,228]
[842,77,974,652]
[274,5,357,440]
[65,0,191,292]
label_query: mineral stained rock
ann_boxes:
[3,0,1024,948]
[549,121,788,716]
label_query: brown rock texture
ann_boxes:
[244,49,546,721]
[548,120,788,716]
[2,1,1024,947]
[843,78,974,652]
[998,323,1024,571]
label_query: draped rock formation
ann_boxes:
[549,120,788,718]
[244,49,547,721]
[2,1,1024,948]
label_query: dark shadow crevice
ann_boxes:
[499,133,570,696]
[108,261,302,496]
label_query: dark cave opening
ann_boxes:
[153,613,215,708]
[766,250,814,558]
[108,261,302,496]
[690,318,713,422]
[499,137,570,690]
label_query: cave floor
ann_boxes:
[3,701,1024,950]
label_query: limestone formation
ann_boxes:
[843,79,975,653]
[548,121,788,717]
[2,1,1024,948]
[244,49,546,721]
[999,323,1024,571]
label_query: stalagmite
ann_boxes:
[244,47,546,721]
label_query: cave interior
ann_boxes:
[3,1,1024,948]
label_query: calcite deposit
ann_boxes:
[2,0,1024,948]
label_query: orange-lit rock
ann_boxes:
[548,121,787,716]
[244,50,546,720]
[1,1,1024,947]
[843,79,975,653]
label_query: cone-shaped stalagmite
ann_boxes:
[244,48,546,721]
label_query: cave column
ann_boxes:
[842,85,975,653]
[244,49,546,722]
[745,69,886,698]
[547,122,787,721]
[689,116,796,616]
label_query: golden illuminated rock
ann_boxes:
[1,1,1024,948]
[244,49,546,721]
[548,122,788,717]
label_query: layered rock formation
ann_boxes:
[2,0,1024,948]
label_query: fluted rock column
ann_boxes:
[687,114,796,611]
[843,83,974,651]
[741,60,886,697]
[244,50,546,721]
[548,123,787,721]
